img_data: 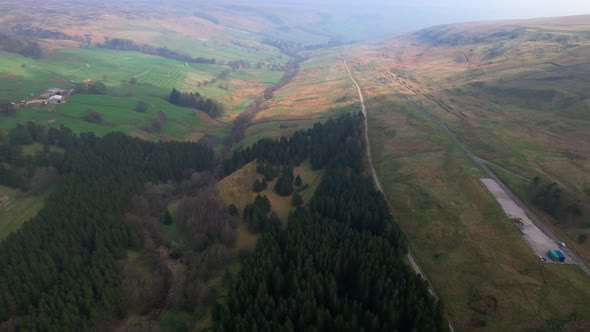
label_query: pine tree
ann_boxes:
[274,173,294,196]
[295,175,303,187]
[228,204,239,217]
[169,88,181,105]
[253,179,263,193]
[292,192,303,207]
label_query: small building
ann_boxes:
[48,95,63,104]
[0,195,8,207]
[279,124,289,129]
[40,88,68,99]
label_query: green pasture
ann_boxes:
[0,94,226,140]
[148,31,288,64]
[0,48,221,99]
[0,44,286,142]
[1,45,284,103]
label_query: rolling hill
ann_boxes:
[344,14,590,330]
[352,14,590,246]
[3,1,590,330]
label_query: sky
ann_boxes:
[397,0,590,21]
[329,0,590,23]
[290,0,590,36]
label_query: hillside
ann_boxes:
[3,1,590,330]
[343,14,590,330]
[351,14,590,238]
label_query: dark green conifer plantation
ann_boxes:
[215,113,445,331]
[0,122,213,330]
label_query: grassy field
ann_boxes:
[0,185,49,241]
[0,94,224,141]
[239,119,319,150]
[361,84,590,330]
[216,160,322,221]
[256,50,358,122]
[233,49,361,149]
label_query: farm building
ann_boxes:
[40,88,68,99]
[547,249,566,262]
[0,195,8,207]
[48,95,63,104]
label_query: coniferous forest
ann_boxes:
[213,112,445,331]
[0,123,214,330]
[0,113,445,331]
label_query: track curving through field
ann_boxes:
[344,60,456,332]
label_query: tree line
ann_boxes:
[11,25,83,42]
[214,113,446,331]
[223,112,364,175]
[169,88,224,118]
[0,33,43,59]
[528,177,589,228]
[0,121,214,330]
[98,37,216,64]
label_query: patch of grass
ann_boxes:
[160,309,196,332]
[235,222,259,251]
[0,185,49,241]
[217,160,321,222]
[216,161,259,214]
[239,119,327,150]
[162,199,186,245]
[257,51,358,121]
[21,143,63,156]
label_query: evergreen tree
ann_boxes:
[274,173,293,196]
[295,175,302,187]
[252,179,263,193]
[291,192,303,207]
[162,209,174,225]
[169,87,181,105]
[228,204,239,217]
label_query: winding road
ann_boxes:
[344,61,455,332]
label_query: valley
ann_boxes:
[1,1,590,331]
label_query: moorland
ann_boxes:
[1,1,590,331]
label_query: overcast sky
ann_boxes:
[331,0,590,21]
[403,0,590,20]
[295,0,590,34]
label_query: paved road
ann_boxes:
[344,61,456,332]
[361,69,590,278]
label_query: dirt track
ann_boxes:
[344,60,455,332]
